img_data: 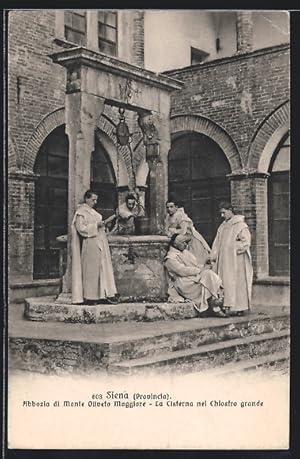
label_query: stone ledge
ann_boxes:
[108,235,169,244]
[24,297,198,323]
[10,279,61,289]
[164,43,290,76]
[254,276,290,286]
[50,46,184,92]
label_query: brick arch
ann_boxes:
[247,101,290,173]
[170,114,242,172]
[23,107,65,172]
[22,108,131,185]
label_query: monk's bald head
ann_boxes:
[172,234,188,252]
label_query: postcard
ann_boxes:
[6,8,290,450]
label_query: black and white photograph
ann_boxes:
[5,9,290,450]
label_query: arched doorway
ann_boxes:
[268,132,290,276]
[33,126,117,279]
[90,140,117,220]
[169,132,231,245]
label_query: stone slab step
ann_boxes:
[10,280,61,304]
[24,296,198,323]
[11,309,290,360]
[107,312,289,364]
[109,330,290,375]
[200,350,290,376]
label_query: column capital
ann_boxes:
[227,169,270,180]
[8,168,39,182]
[138,113,160,147]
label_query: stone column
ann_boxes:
[138,113,168,235]
[228,171,269,279]
[60,71,106,296]
[249,173,270,279]
[55,10,65,41]
[236,11,253,54]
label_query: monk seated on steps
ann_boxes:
[164,234,227,318]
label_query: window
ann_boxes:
[268,133,290,276]
[98,10,117,56]
[64,10,87,46]
[191,47,209,65]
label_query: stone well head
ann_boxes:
[57,234,170,302]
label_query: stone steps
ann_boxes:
[106,312,289,364]
[109,330,290,374]
[201,350,290,376]
[9,306,290,375]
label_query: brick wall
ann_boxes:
[166,44,289,278]
[8,10,66,170]
[8,172,37,279]
[8,10,144,178]
[8,11,66,281]
[166,44,290,167]
[8,11,146,281]
[8,12,289,283]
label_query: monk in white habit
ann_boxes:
[110,193,144,235]
[165,198,211,267]
[210,202,253,316]
[164,234,227,318]
[71,190,118,305]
